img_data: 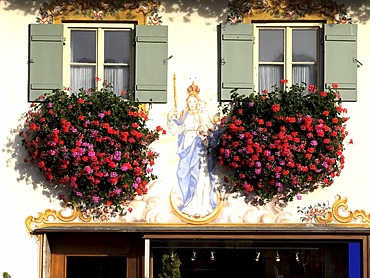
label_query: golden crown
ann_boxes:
[187,81,200,95]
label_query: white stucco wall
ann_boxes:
[0,0,370,276]
[0,3,60,277]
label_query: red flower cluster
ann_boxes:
[20,82,165,219]
[214,82,350,206]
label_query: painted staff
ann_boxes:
[173,73,177,108]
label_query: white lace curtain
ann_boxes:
[70,66,128,95]
[259,65,316,92]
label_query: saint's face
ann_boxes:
[188,96,197,111]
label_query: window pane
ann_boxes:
[104,66,129,96]
[259,29,284,62]
[67,256,126,278]
[71,30,96,63]
[104,31,130,63]
[152,239,357,278]
[292,65,317,87]
[70,66,95,92]
[259,65,284,92]
[292,29,317,62]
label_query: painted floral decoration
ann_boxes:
[214,81,351,207]
[20,80,165,220]
[297,201,331,223]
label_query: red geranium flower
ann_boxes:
[214,82,349,207]
[20,81,165,221]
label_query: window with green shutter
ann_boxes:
[218,23,358,102]
[28,23,168,103]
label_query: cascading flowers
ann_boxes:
[214,81,351,207]
[20,80,166,220]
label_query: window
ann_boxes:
[28,23,168,103]
[65,23,134,95]
[151,238,364,278]
[256,23,321,92]
[218,23,358,102]
[46,233,141,278]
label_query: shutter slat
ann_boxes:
[136,84,166,90]
[31,83,63,90]
[31,35,64,42]
[222,34,253,41]
[136,36,167,43]
[222,82,253,89]
[325,35,356,41]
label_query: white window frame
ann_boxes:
[253,22,323,92]
[63,22,135,92]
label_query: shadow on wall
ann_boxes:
[345,0,370,23]
[2,0,370,24]
[2,117,67,202]
[1,0,228,23]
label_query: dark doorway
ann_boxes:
[66,256,126,278]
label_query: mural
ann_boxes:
[166,81,220,219]
[23,0,358,228]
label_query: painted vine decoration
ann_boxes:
[227,0,351,23]
[36,0,161,23]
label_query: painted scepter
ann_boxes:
[173,73,177,108]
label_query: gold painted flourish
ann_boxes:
[26,195,370,236]
[316,195,370,225]
[25,203,91,234]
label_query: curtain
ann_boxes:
[259,65,317,93]
[292,65,317,88]
[104,67,129,96]
[258,65,283,92]
[70,66,95,93]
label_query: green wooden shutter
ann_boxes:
[324,24,358,102]
[135,25,168,103]
[218,23,254,101]
[28,24,64,102]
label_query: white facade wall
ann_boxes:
[0,1,370,276]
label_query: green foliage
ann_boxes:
[214,82,350,206]
[2,272,11,278]
[158,252,181,278]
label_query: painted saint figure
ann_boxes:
[167,82,218,218]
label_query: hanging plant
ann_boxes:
[213,81,351,207]
[20,80,166,220]
[158,251,181,278]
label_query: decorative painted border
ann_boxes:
[226,0,351,23]
[36,0,161,24]
[25,195,370,235]
[316,195,370,225]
